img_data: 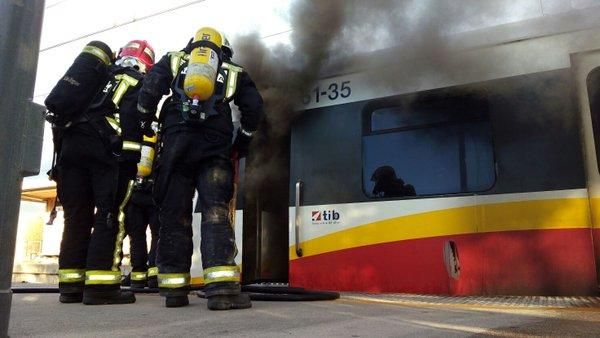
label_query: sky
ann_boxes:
[23,0,600,188]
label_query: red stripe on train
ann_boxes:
[290,228,599,295]
[594,228,600,284]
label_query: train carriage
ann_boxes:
[188,8,600,296]
[176,8,600,295]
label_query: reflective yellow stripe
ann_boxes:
[203,266,240,284]
[111,180,134,271]
[222,62,243,99]
[112,74,139,107]
[158,273,190,288]
[85,270,121,285]
[168,51,186,79]
[82,45,111,65]
[58,269,85,283]
[122,141,141,152]
[105,116,122,136]
[131,271,148,281]
[148,267,158,277]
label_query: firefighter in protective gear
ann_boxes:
[138,28,263,309]
[124,129,160,289]
[52,40,155,305]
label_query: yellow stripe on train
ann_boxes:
[290,197,592,260]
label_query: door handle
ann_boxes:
[295,180,303,257]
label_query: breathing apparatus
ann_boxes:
[182,27,223,122]
[137,122,158,178]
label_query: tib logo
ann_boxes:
[311,209,340,224]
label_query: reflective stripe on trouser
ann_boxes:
[148,267,158,277]
[85,270,121,285]
[158,273,190,288]
[203,266,240,285]
[58,269,85,283]
[122,141,141,152]
[105,116,122,135]
[131,271,148,281]
[112,180,134,271]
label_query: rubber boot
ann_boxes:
[59,283,83,303]
[160,287,189,308]
[147,276,158,289]
[165,295,189,308]
[131,279,147,289]
[83,289,136,305]
[121,274,131,286]
[59,293,83,303]
[207,293,252,311]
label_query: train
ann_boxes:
[202,7,600,297]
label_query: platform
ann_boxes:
[8,291,600,337]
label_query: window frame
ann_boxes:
[361,90,497,200]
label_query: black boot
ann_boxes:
[160,287,189,308]
[207,293,252,311]
[59,293,83,303]
[165,295,189,308]
[121,274,131,286]
[59,283,83,303]
[147,276,158,289]
[83,288,136,305]
[130,279,147,289]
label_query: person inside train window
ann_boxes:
[371,165,416,198]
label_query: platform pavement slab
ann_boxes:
[8,293,600,337]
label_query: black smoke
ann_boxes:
[232,0,561,195]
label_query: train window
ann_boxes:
[362,92,495,198]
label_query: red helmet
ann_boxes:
[117,40,155,73]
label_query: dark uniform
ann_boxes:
[125,176,159,288]
[55,62,148,304]
[138,40,263,308]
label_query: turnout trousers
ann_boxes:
[125,188,159,284]
[56,130,132,293]
[155,129,240,297]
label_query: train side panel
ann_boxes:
[288,68,597,295]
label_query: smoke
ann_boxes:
[233,0,566,196]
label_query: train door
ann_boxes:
[240,131,291,284]
[572,50,600,284]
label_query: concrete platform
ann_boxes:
[8,292,600,337]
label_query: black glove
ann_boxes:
[137,103,157,137]
[140,119,155,137]
[232,129,252,158]
[119,160,138,181]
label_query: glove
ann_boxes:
[232,129,252,158]
[119,160,138,181]
[140,119,156,137]
[137,103,157,137]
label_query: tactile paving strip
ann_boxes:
[343,293,600,308]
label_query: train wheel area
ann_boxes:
[9,291,600,337]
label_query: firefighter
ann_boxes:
[125,129,160,289]
[138,28,263,309]
[51,40,155,304]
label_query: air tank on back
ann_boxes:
[183,27,223,107]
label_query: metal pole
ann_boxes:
[0,1,45,337]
